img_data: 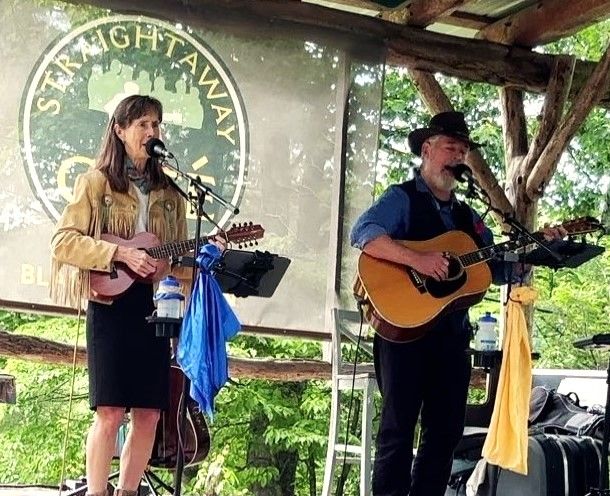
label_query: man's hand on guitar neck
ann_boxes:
[541,224,568,241]
[363,235,450,281]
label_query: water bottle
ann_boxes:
[154,275,184,319]
[474,312,498,351]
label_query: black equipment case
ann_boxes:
[455,433,605,496]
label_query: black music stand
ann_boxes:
[213,249,291,298]
[573,334,610,496]
[524,239,605,269]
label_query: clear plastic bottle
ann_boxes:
[475,312,498,351]
[154,275,184,318]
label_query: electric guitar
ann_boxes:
[89,223,264,299]
[354,217,603,343]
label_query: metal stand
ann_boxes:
[457,164,562,262]
[159,159,238,496]
[142,470,175,496]
[64,468,172,496]
[64,416,179,496]
[172,186,204,496]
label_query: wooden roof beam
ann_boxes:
[434,11,491,31]
[72,0,610,106]
[405,0,473,28]
[478,0,610,47]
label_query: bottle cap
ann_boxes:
[154,292,185,301]
[160,275,180,287]
[479,311,497,323]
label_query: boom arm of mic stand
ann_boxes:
[464,177,562,263]
[503,216,563,262]
[162,159,240,214]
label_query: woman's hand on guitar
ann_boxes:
[209,234,227,252]
[113,245,157,278]
[411,251,450,281]
[151,258,171,282]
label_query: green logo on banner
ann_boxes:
[20,14,248,229]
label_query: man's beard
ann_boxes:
[428,171,456,192]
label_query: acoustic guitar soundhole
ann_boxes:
[424,254,466,298]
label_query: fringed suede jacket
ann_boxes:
[50,169,187,308]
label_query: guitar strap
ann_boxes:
[451,200,486,249]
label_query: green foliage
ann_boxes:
[182,335,338,495]
[532,236,610,370]
[0,315,90,485]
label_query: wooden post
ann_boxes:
[527,43,610,199]
[0,374,16,404]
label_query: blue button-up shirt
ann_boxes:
[351,174,517,285]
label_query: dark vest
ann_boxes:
[398,178,484,247]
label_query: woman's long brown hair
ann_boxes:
[95,95,169,193]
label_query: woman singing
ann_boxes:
[51,94,187,496]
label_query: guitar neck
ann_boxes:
[459,217,601,267]
[148,236,210,259]
[459,234,534,268]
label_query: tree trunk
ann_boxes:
[245,383,302,496]
[306,449,317,496]
[246,411,280,496]
[0,328,332,381]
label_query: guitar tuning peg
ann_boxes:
[248,221,253,225]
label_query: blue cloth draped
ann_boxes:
[177,244,241,419]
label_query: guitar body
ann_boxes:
[150,364,211,469]
[89,232,161,298]
[355,230,492,343]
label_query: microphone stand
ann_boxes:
[459,173,563,263]
[164,160,240,216]
[159,158,238,496]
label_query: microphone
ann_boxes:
[145,138,175,160]
[445,163,473,183]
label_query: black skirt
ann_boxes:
[86,282,170,410]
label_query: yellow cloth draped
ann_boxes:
[481,286,538,475]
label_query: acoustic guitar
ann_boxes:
[150,363,211,469]
[354,217,603,343]
[89,223,264,299]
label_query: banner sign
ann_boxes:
[0,1,384,332]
